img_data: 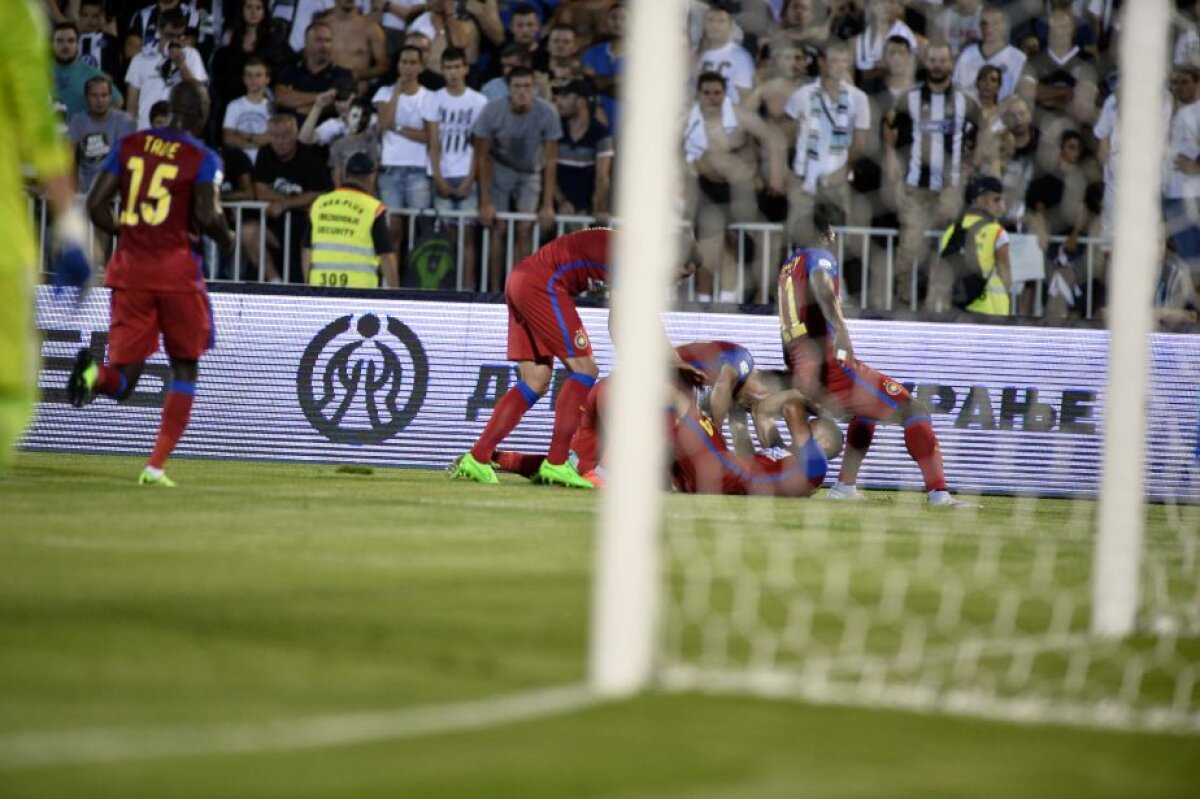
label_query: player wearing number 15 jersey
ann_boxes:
[69,82,235,487]
[780,203,976,507]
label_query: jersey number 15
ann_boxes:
[119,156,179,227]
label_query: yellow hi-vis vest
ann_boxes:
[308,187,385,288]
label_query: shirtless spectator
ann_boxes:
[407,0,503,70]
[327,0,389,90]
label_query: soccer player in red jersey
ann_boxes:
[492,376,609,488]
[68,82,235,486]
[779,203,978,507]
[668,387,840,497]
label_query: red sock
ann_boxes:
[471,381,540,463]
[494,451,544,478]
[547,374,595,465]
[570,379,604,473]
[148,382,195,470]
[95,365,124,397]
[904,416,947,492]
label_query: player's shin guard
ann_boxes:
[95,365,126,398]
[838,417,876,484]
[147,380,195,470]
[471,380,540,464]
[494,451,544,478]
[547,372,596,465]
[903,414,948,492]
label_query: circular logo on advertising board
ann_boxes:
[297,313,429,445]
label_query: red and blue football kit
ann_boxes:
[778,247,911,421]
[674,341,756,394]
[505,227,610,365]
[670,405,826,497]
[101,127,221,364]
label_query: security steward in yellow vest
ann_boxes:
[935,176,1012,315]
[302,153,399,289]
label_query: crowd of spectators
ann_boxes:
[38,0,1200,321]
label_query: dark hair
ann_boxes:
[53,21,79,36]
[696,70,726,91]
[441,45,468,66]
[1060,129,1083,148]
[499,42,533,65]
[813,201,844,236]
[79,0,104,9]
[550,22,576,36]
[399,44,426,64]
[305,18,332,38]
[159,7,187,31]
[244,55,268,71]
[230,0,265,51]
[149,99,172,122]
[84,74,113,94]
[976,64,1002,85]
[511,3,539,19]
[505,65,535,84]
[347,98,373,135]
[168,81,207,132]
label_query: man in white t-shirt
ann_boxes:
[951,6,1031,104]
[784,42,870,249]
[695,4,756,105]
[424,46,488,288]
[222,57,273,164]
[1166,64,1200,276]
[124,9,209,130]
[373,44,432,261]
[937,0,982,57]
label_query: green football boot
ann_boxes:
[535,459,595,490]
[448,452,499,484]
[138,468,177,488]
[67,348,98,408]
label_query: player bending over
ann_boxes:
[69,81,235,486]
[779,203,977,507]
[451,228,697,489]
[492,375,609,488]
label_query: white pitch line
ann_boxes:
[0,684,600,771]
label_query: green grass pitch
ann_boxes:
[0,452,1197,798]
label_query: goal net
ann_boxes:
[596,0,1200,733]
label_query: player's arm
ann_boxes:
[87,169,120,236]
[810,267,854,363]
[708,365,739,433]
[194,183,235,256]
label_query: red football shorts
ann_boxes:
[107,288,214,364]
[785,338,910,422]
[505,268,592,365]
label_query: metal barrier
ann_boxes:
[32,195,1109,318]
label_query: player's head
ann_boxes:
[813,201,843,249]
[168,80,210,134]
[811,417,844,460]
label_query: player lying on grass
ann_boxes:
[668,385,842,497]
[68,82,235,487]
[779,202,977,508]
[450,228,700,489]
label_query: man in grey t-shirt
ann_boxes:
[473,66,562,291]
[68,75,135,192]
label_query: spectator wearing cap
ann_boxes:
[553,78,614,225]
[473,65,562,289]
[581,0,625,133]
[303,152,400,288]
[1166,63,1200,278]
[274,20,354,119]
[934,175,1011,315]
[695,4,756,105]
[223,56,274,165]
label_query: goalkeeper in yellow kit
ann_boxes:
[0,1,93,469]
